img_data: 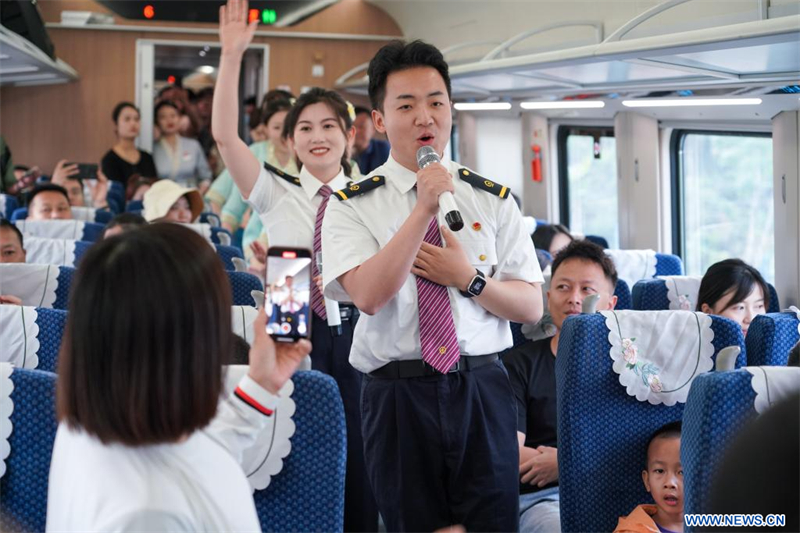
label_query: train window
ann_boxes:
[672,131,774,282]
[557,126,619,248]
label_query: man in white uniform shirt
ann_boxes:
[322,40,544,532]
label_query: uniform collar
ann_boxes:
[384,152,453,195]
[298,165,350,199]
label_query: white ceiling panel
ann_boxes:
[654,41,800,75]
[533,60,699,85]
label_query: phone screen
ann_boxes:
[265,248,312,341]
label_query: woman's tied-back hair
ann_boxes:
[261,97,293,127]
[57,223,234,445]
[696,258,769,312]
[282,87,354,177]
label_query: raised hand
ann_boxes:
[247,305,312,395]
[88,168,110,208]
[219,0,259,57]
[51,159,79,186]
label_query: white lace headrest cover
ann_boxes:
[231,305,259,345]
[0,306,39,369]
[16,219,86,240]
[69,206,97,222]
[0,363,13,478]
[659,275,702,311]
[745,366,800,414]
[602,310,715,406]
[605,249,657,289]
[223,365,296,491]
[24,237,78,267]
[0,264,59,308]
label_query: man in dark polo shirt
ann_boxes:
[504,240,618,533]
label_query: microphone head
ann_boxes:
[416,145,440,169]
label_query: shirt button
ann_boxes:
[479,254,487,261]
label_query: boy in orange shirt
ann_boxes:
[615,421,684,533]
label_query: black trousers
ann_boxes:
[361,359,520,532]
[310,310,379,533]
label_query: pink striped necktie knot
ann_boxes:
[416,216,461,373]
[311,184,333,320]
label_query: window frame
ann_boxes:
[556,124,616,228]
[669,129,772,262]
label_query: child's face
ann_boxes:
[643,436,684,521]
[166,196,193,224]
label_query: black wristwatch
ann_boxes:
[459,269,487,298]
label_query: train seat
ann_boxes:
[745,312,800,366]
[682,367,800,517]
[556,311,745,532]
[632,276,780,313]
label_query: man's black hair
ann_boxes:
[551,239,618,288]
[26,183,69,207]
[0,218,24,248]
[367,40,452,112]
[354,106,371,117]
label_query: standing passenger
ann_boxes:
[212,2,378,530]
[321,39,545,531]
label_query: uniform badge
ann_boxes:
[472,222,482,231]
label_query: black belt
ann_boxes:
[369,353,499,379]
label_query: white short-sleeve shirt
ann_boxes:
[322,155,543,373]
[247,163,351,250]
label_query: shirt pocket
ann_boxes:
[459,238,498,273]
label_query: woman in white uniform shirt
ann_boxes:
[152,101,213,192]
[46,223,311,532]
[212,2,378,530]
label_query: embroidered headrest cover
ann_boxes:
[602,310,714,405]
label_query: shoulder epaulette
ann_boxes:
[264,161,300,186]
[334,175,385,201]
[458,168,510,199]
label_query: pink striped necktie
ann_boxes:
[416,217,461,373]
[311,184,332,320]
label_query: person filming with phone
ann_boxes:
[212,2,378,530]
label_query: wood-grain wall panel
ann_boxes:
[0,0,400,174]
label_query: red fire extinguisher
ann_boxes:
[531,144,542,182]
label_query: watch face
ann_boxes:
[469,276,487,296]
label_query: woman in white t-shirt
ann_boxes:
[46,223,311,532]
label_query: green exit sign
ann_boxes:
[261,9,277,24]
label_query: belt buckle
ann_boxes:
[448,360,461,373]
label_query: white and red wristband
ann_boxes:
[234,374,281,416]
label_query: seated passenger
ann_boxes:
[504,240,618,533]
[104,212,147,238]
[614,422,684,533]
[27,184,72,220]
[0,219,26,263]
[533,223,573,257]
[696,259,768,337]
[47,223,311,531]
[142,179,203,224]
[352,106,390,175]
[126,176,157,202]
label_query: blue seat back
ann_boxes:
[633,278,781,313]
[34,308,68,373]
[654,253,683,276]
[210,226,233,245]
[615,279,632,310]
[72,240,93,266]
[745,312,800,366]
[555,313,745,533]
[682,369,757,518]
[53,266,75,310]
[79,222,105,243]
[0,367,58,533]
[253,371,346,532]
[125,199,144,212]
[227,271,263,306]
[106,181,125,213]
[1,193,18,219]
[585,234,609,248]
[199,212,221,227]
[215,244,244,271]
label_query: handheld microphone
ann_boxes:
[416,146,464,232]
[316,252,342,336]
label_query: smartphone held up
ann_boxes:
[265,247,312,342]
